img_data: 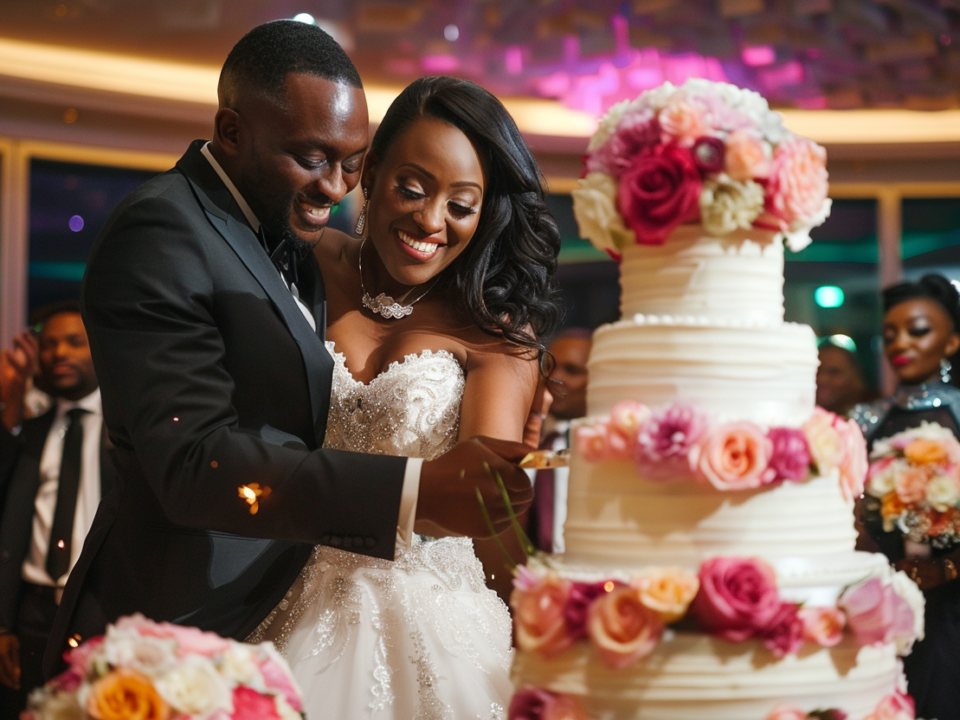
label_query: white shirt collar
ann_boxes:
[200,142,261,232]
[55,388,101,418]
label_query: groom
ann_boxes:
[45,20,534,674]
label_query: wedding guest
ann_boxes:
[529,327,593,554]
[0,302,114,716]
[852,274,960,720]
[815,341,871,417]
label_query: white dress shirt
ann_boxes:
[201,144,422,544]
[22,389,103,587]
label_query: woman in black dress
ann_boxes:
[853,274,960,720]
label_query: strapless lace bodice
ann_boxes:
[322,341,464,460]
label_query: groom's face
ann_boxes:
[235,73,369,249]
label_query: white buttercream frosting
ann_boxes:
[619,226,784,325]
[587,317,818,425]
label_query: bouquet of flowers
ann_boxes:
[572,78,830,255]
[23,614,302,720]
[864,421,960,548]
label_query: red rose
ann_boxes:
[689,557,781,641]
[617,144,702,245]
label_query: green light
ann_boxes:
[814,285,844,308]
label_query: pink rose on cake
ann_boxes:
[764,706,809,720]
[659,96,708,147]
[508,688,590,720]
[587,586,664,669]
[802,408,843,470]
[511,572,574,658]
[724,130,771,181]
[634,404,708,480]
[835,418,868,500]
[563,581,609,641]
[863,691,915,720]
[763,136,828,231]
[757,601,804,658]
[689,557,782,641]
[617,145,702,245]
[798,606,846,647]
[634,567,700,623]
[691,421,775,491]
[574,422,612,463]
[766,427,812,483]
[838,577,918,652]
[609,400,650,442]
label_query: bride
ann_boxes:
[250,76,562,718]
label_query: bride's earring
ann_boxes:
[941,358,953,384]
[354,188,369,236]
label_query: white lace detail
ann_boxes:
[250,342,514,718]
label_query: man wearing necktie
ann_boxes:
[0,303,112,715]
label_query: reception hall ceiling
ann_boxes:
[1,0,960,113]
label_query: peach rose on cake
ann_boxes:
[86,668,171,720]
[691,421,775,491]
[764,135,828,230]
[835,417,868,501]
[609,400,650,442]
[587,585,664,669]
[658,96,707,147]
[689,557,781,641]
[724,130,771,181]
[511,572,574,658]
[633,567,700,623]
[802,408,843,472]
[764,706,808,720]
[798,606,846,647]
[574,422,611,463]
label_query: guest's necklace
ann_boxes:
[358,238,438,320]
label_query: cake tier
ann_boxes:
[586,317,818,425]
[619,226,784,326]
[511,634,899,720]
[563,461,861,573]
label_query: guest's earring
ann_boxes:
[355,188,369,236]
[941,358,953,384]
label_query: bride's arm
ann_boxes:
[458,344,539,442]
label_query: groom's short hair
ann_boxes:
[219,20,363,108]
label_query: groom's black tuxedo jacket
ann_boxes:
[46,141,407,674]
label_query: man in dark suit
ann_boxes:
[0,303,114,715]
[44,21,533,679]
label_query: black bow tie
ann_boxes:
[259,226,303,287]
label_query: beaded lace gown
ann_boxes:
[249,342,513,720]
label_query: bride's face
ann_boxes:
[363,116,485,290]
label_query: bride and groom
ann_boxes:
[45,19,562,718]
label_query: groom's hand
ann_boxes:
[416,437,534,538]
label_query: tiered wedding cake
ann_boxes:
[508,81,923,720]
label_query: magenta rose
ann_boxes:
[634,404,708,480]
[758,601,804,658]
[230,686,282,720]
[508,688,589,720]
[564,581,609,641]
[809,711,849,720]
[617,145,702,245]
[689,557,782,641]
[767,427,812,483]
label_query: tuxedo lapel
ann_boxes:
[176,142,333,445]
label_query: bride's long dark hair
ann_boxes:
[369,76,563,352]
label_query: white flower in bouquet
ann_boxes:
[925,473,960,512]
[890,569,926,649]
[275,693,306,720]
[588,99,631,152]
[219,643,260,687]
[635,81,676,112]
[154,655,233,716]
[572,172,635,252]
[868,458,906,497]
[26,687,83,720]
[699,175,764,236]
[101,625,178,677]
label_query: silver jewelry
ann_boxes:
[358,238,436,320]
[942,358,953,384]
[354,188,369,236]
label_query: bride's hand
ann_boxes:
[522,374,553,448]
[416,436,534,538]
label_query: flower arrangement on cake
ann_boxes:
[22,614,302,720]
[863,421,960,548]
[572,78,830,255]
[575,401,866,500]
[511,557,924,671]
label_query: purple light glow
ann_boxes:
[68,215,84,232]
[505,46,523,75]
[796,95,827,109]
[757,61,805,90]
[421,54,459,73]
[741,45,776,67]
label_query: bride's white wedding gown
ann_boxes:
[249,343,513,720]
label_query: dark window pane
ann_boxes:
[28,159,157,313]
[902,198,960,279]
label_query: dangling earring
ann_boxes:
[941,358,953,384]
[354,187,369,236]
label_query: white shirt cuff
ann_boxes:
[397,457,423,546]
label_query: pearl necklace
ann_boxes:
[358,238,438,320]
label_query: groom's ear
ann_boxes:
[213,107,242,157]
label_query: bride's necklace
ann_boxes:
[358,238,438,320]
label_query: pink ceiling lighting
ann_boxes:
[421,54,460,73]
[741,45,776,67]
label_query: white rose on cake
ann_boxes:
[699,175,765,236]
[572,172,636,252]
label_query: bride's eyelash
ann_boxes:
[397,185,424,199]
